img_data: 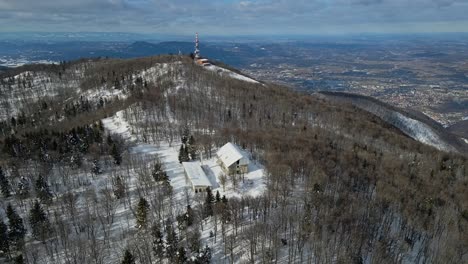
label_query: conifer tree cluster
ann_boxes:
[165,219,179,261]
[91,159,102,175]
[151,159,169,183]
[6,204,26,250]
[0,166,11,197]
[35,174,53,204]
[29,200,51,241]
[0,220,9,256]
[178,127,197,163]
[204,187,215,217]
[136,197,150,229]
[151,223,165,261]
[2,123,104,162]
[17,177,30,198]
[13,254,24,264]
[176,205,195,230]
[111,143,122,165]
[113,176,126,199]
[121,249,135,264]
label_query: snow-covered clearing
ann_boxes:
[83,85,128,101]
[102,110,136,142]
[202,157,266,199]
[103,109,267,203]
[99,109,269,262]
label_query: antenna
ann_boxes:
[194,32,200,59]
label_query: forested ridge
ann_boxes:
[0,55,466,263]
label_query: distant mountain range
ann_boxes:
[0,40,269,67]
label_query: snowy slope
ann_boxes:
[320,92,458,152]
[205,64,259,84]
[0,68,84,120]
[391,111,455,152]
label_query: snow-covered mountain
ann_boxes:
[1,56,466,264]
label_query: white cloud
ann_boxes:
[0,0,467,34]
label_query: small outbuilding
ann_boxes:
[216,142,249,175]
[182,161,211,193]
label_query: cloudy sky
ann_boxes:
[1,0,468,35]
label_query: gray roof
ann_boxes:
[182,161,211,187]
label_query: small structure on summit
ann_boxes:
[182,161,212,193]
[217,143,250,174]
[194,33,211,66]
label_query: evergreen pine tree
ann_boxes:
[178,145,184,163]
[216,190,221,203]
[187,135,196,160]
[178,145,189,163]
[91,159,102,175]
[98,120,105,131]
[113,176,125,199]
[29,200,50,241]
[35,174,52,204]
[186,205,194,227]
[151,160,165,182]
[0,166,11,197]
[151,223,165,261]
[111,144,122,165]
[136,197,149,229]
[107,134,113,145]
[221,196,231,223]
[6,204,26,248]
[17,177,30,198]
[0,220,9,256]
[187,229,201,252]
[181,127,189,145]
[162,171,170,185]
[13,254,24,264]
[204,187,214,217]
[177,247,186,264]
[176,205,195,231]
[165,219,178,260]
[184,145,190,162]
[121,249,135,264]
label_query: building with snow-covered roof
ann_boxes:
[182,161,211,193]
[216,142,249,175]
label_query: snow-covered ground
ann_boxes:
[99,109,268,262]
[202,157,265,199]
[0,57,58,67]
[393,112,455,152]
[205,64,260,84]
[102,111,136,142]
[103,110,266,203]
[83,85,128,101]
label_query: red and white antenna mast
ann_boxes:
[194,32,200,59]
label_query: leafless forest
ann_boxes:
[0,55,467,263]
